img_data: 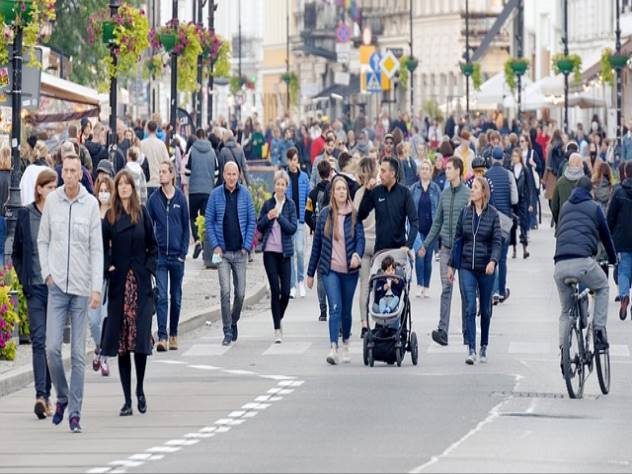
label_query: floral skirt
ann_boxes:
[118,269,139,355]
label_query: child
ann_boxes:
[373,256,404,315]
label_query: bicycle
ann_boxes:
[561,277,611,399]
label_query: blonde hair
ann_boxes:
[472,176,491,209]
[0,146,10,170]
[273,170,289,186]
[324,175,356,241]
[127,146,140,162]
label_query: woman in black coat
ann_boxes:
[510,148,537,258]
[257,170,297,343]
[448,176,502,366]
[101,170,158,417]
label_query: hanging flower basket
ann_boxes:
[460,62,474,76]
[102,20,114,43]
[556,58,574,74]
[159,33,176,52]
[281,72,291,83]
[552,53,582,85]
[608,53,629,71]
[511,60,528,76]
[504,57,529,92]
[406,56,418,72]
[0,0,55,66]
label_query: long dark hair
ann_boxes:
[107,169,142,225]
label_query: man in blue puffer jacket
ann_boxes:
[147,161,190,352]
[205,161,256,346]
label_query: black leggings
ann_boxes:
[189,193,209,242]
[118,352,148,406]
[263,252,291,330]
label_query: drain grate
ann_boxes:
[499,412,591,420]
[492,391,565,399]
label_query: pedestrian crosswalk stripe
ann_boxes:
[262,341,311,355]
[183,344,231,356]
[508,342,550,354]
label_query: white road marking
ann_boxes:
[200,426,217,433]
[128,454,152,461]
[109,460,144,467]
[165,439,200,446]
[215,426,232,433]
[278,380,304,387]
[508,342,550,354]
[262,342,312,355]
[188,364,221,371]
[183,344,232,356]
[153,359,186,365]
[146,446,182,453]
[228,410,246,417]
[148,455,164,461]
[241,402,270,410]
[243,411,259,418]
[185,432,216,439]
[259,374,296,380]
[86,468,111,474]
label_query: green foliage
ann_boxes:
[249,179,271,217]
[399,56,410,89]
[471,62,482,91]
[422,99,443,123]
[504,57,529,92]
[0,283,20,361]
[552,53,582,85]
[195,213,205,243]
[212,39,231,78]
[229,75,242,95]
[142,53,166,81]
[600,48,615,86]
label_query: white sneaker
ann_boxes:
[290,287,296,299]
[298,282,306,298]
[326,344,339,365]
[423,287,430,299]
[274,329,282,344]
[341,342,351,363]
[415,287,423,298]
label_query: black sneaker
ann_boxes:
[615,295,621,302]
[360,327,368,339]
[619,296,629,321]
[231,324,238,342]
[222,336,232,346]
[52,401,67,426]
[318,313,327,322]
[193,241,202,259]
[431,329,448,346]
[69,416,82,433]
[594,328,609,351]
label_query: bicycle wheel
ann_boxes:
[562,323,585,399]
[595,345,611,395]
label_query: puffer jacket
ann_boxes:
[257,197,298,257]
[450,204,502,273]
[422,182,470,250]
[607,180,632,252]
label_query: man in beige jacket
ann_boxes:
[141,120,170,197]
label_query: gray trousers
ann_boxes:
[438,246,466,337]
[218,250,247,337]
[45,284,89,419]
[554,257,609,347]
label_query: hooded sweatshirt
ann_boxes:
[188,139,217,195]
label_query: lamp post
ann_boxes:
[465,0,470,115]
[286,0,290,113]
[195,0,204,129]
[108,0,120,165]
[207,0,216,125]
[615,0,623,161]
[170,0,178,143]
[516,0,523,127]
[237,0,242,121]
[3,19,24,262]
[409,0,414,119]
[563,0,569,134]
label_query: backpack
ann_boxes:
[313,187,327,229]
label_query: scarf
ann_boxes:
[564,165,584,182]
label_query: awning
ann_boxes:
[40,72,106,106]
[312,75,360,100]
[473,72,533,110]
[582,37,632,82]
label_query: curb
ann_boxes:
[0,282,268,399]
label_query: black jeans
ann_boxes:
[189,193,209,242]
[263,252,291,330]
[27,284,51,399]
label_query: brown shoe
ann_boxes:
[156,339,168,352]
[45,399,54,417]
[169,336,178,351]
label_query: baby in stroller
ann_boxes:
[372,256,405,326]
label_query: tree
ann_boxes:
[47,0,142,87]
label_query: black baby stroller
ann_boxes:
[363,249,419,367]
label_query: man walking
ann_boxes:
[218,129,250,186]
[148,161,190,351]
[38,150,103,433]
[205,161,256,345]
[608,161,632,320]
[286,148,310,298]
[186,128,218,259]
[418,157,470,346]
[140,120,170,198]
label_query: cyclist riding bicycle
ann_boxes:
[554,177,617,353]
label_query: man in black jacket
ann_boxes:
[554,177,617,351]
[358,157,419,253]
[607,161,632,320]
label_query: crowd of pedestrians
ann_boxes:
[4,107,632,431]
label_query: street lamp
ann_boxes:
[615,0,623,161]
[408,0,414,119]
[286,0,290,113]
[465,0,470,115]
[563,0,569,134]
[108,0,120,165]
[516,0,524,127]
[194,0,204,129]
[207,0,217,125]
[170,0,178,143]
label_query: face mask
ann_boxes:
[98,191,110,205]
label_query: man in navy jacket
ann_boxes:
[148,161,190,351]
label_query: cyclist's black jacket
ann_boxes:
[554,187,616,264]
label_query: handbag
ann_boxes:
[498,211,513,241]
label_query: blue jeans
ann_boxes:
[156,255,185,340]
[460,269,495,351]
[290,225,305,288]
[46,284,88,419]
[27,284,50,399]
[415,233,433,287]
[494,239,510,297]
[322,271,359,344]
[618,252,632,299]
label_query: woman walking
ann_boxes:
[101,170,158,416]
[306,176,365,365]
[511,148,537,259]
[12,169,58,419]
[410,160,441,298]
[88,174,115,377]
[257,171,298,343]
[592,161,613,214]
[448,177,502,365]
[519,133,542,229]
[354,158,377,338]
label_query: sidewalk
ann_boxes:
[0,252,268,397]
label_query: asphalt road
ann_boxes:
[1,222,631,473]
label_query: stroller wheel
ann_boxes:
[395,345,403,367]
[410,332,419,366]
[368,348,374,367]
[363,335,369,366]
